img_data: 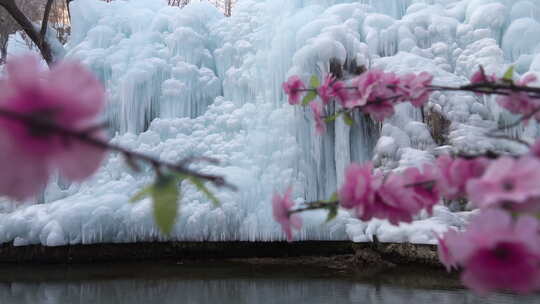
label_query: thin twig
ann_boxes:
[404,180,436,189]
[428,83,540,99]
[494,107,540,131]
[485,134,531,147]
[289,201,339,215]
[178,156,221,167]
[457,150,502,160]
[322,95,403,119]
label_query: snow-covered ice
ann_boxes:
[1,0,540,246]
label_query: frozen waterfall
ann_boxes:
[1,0,539,246]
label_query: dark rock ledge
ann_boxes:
[0,241,441,267]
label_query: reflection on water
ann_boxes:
[0,262,538,304]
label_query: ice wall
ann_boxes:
[68,0,223,133]
[1,0,540,245]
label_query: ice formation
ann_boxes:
[1,0,540,246]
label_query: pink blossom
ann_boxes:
[272,187,302,242]
[298,70,434,122]
[317,75,335,105]
[317,74,348,105]
[373,172,419,225]
[437,229,460,271]
[362,99,396,121]
[310,100,326,135]
[346,70,393,106]
[0,55,107,200]
[339,163,376,210]
[470,66,497,85]
[436,155,489,200]
[466,156,540,211]
[402,164,440,214]
[347,70,401,121]
[439,209,540,294]
[497,74,540,122]
[529,138,540,158]
[398,72,434,107]
[339,163,437,225]
[330,80,349,105]
[282,76,306,105]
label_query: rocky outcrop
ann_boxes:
[0,241,441,267]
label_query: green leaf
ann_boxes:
[189,177,220,207]
[300,75,322,106]
[324,112,341,123]
[130,186,153,203]
[309,75,320,88]
[327,192,339,203]
[326,205,338,222]
[503,66,515,82]
[343,112,354,126]
[152,175,180,235]
[302,91,317,105]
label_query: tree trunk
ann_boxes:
[0,34,8,64]
[0,0,55,65]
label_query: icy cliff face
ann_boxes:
[67,0,224,133]
[1,0,540,245]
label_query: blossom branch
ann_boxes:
[0,108,236,190]
[288,200,339,215]
[485,133,532,147]
[279,67,540,294]
[429,82,540,98]
[492,106,540,131]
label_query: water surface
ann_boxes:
[0,261,538,304]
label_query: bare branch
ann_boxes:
[0,107,237,190]
[289,201,339,215]
[39,0,55,48]
[0,0,54,65]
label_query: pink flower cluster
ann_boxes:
[278,66,540,295]
[282,75,305,105]
[0,55,107,200]
[338,163,439,225]
[334,151,540,294]
[470,67,497,86]
[470,66,540,123]
[435,155,489,200]
[348,70,433,121]
[318,74,349,105]
[439,209,540,294]
[282,70,433,133]
[498,74,540,122]
[467,156,540,212]
[428,147,540,214]
[335,156,486,225]
[272,187,303,242]
[435,147,540,294]
[336,149,540,226]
